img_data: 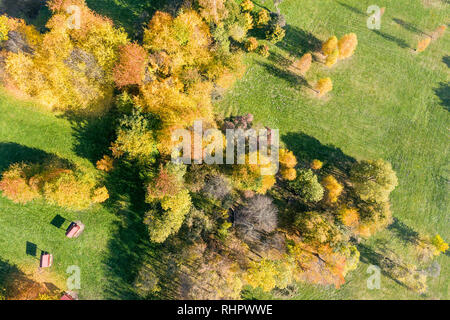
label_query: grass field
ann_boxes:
[0,0,448,299]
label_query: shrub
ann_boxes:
[0,163,40,204]
[325,48,339,67]
[257,44,270,57]
[416,37,431,52]
[96,155,114,172]
[322,175,343,203]
[266,24,285,43]
[431,235,448,255]
[292,53,312,75]
[310,159,323,170]
[314,77,333,97]
[240,0,254,12]
[245,37,258,52]
[337,33,358,59]
[322,36,338,56]
[289,169,324,203]
[256,9,270,27]
[281,168,296,181]
[279,149,297,169]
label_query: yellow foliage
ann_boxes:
[240,0,254,12]
[92,186,109,203]
[292,53,312,75]
[96,155,114,172]
[315,77,333,97]
[322,36,338,56]
[338,206,359,228]
[281,168,296,181]
[431,235,448,255]
[416,37,431,52]
[0,15,10,41]
[322,175,343,203]
[245,37,258,52]
[325,48,339,67]
[310,159,323,170]
[279,148,297,169]
[338,33,358,59]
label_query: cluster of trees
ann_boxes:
[0,0,447,299]
[0,160,108,210]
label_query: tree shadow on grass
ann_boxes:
[282,132,356,174]
[434,82,449,111]
[276,25,322,58]
[69,114,117,165]
[0,258,60,299]
[335,1,366,16]
[443,56,450,68]
[255,61,308,89]
[392,18,426,36]
[372,30,410,49]
[0,142,73,172]
[388,218,420,245]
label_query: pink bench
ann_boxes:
[40,253,53,268]
[65,221,85,238]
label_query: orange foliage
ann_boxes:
[292,53,312,75]
[96,155,114,172]
[310,159,323,170]
[337,33,358,59]
[322,175,343,203]
[416,37,431,52]
[113,43,148,88]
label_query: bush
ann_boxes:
[0,163,40,204]
[245,37,258,52]
[314,77,333,97]
[337,33,358,59]
[289,169,324,203]
[322,175,343,203]
[266,24,285,44]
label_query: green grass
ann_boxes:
[0,0,448,300]
[218,0,449,299]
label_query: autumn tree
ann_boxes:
[279,148,297,181]
[113,43,148,88]
[350,159,398,203]
[322,175,343,203]
[289,169,324,203]
[416,37,431,52]
[310,159,323,170]
[314,77,333,97]
[337,33,358,59]
[292,53,312,75]
[322,36,338,56]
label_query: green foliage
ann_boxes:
[289,169,324,203]
[112,108,159,162]
[294,211,343,245]
[266,24,285,43]
[145,189,192,243]
[350,159,398,203]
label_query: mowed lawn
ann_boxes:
[218,0,449,299]
[0,0,448,300]
[0,92,123,299]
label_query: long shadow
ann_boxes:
[372,30,410,49]
[434,82,449,111]
[393,18,426,36]
[276,25,322,58]
[256,61,308,89]
[443,56,450,68]
[0,258,59,299]
[336,1,365,16]
[70,114,117,165]
[387,218,419,244]
[282,132,356,174]
[0,142,72,173]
